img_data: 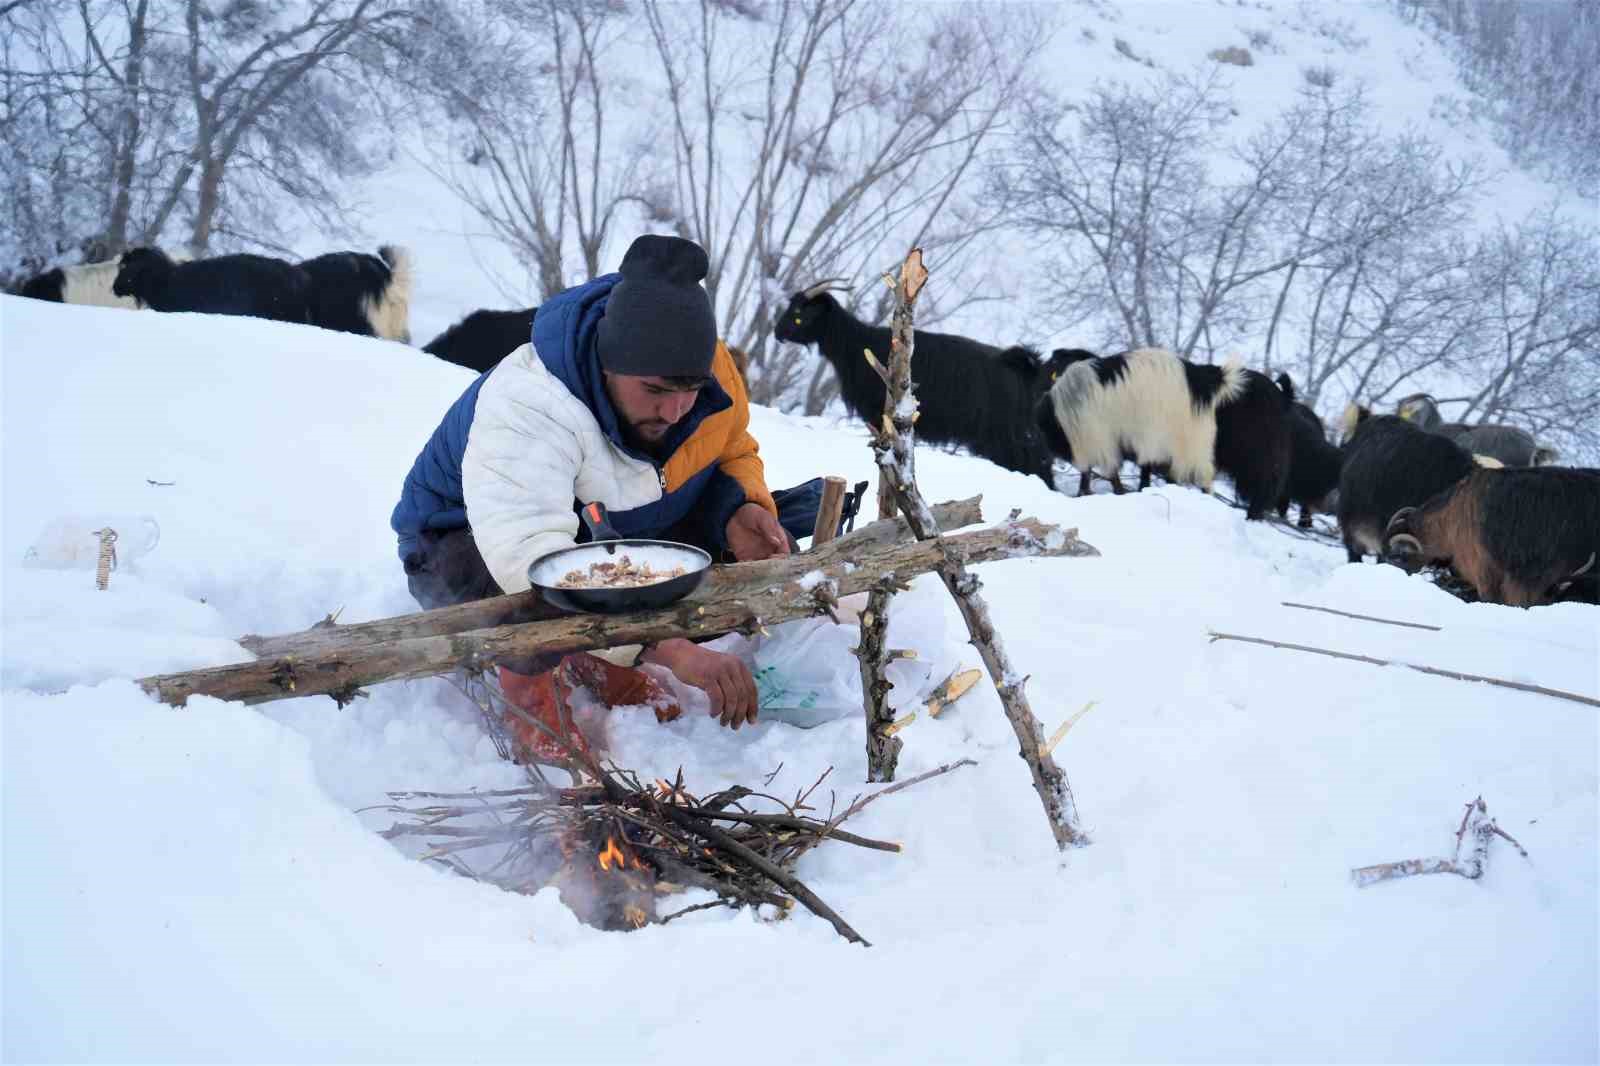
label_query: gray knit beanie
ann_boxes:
[596,235,717,378]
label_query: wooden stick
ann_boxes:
[882,711,916,737]
[1280,602,1442,631]
[871,247,1092,851]
[925,668,982,719]
[858,577,902,782]
[811,476,849,547]
[1039,700,1097,759]
[1352,796,1527,887]
[1208,631,1600,709]
[651,797,871,947]
[140,518,1094,708]
[237,497,984,660]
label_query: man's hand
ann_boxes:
[641,638,759,729]
[725,501,790,562]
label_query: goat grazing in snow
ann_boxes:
[1386,465,1599,607]
[1335,412,1480,563]
[774,280,1060,485]
[1033,347,1246,497]
[298,245,414,342]
[12,250,192,310]
[113,244,414,339]
[113,247,312,324]
[1394,392,1558,468]
[421,306,537,373]
[1273,373,1343,528]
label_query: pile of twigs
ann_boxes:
[376,671,974,946]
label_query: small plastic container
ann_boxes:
[21,514,161,570]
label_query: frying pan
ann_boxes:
[527,501,712,614]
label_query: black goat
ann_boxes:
[112,247,310,324]
[1213,369,1292,520]
[1273,374,1343,528]
[1386,466,1599,607]
[775,282,1058,485]
[1336,413,1477,563]
[1395,393,1557,467]
[298,245,413,342]
[421,307,538,373]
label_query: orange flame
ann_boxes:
[598,836,625,871]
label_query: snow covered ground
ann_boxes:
[2,297,1595,1063]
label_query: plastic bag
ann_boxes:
[747,616,863,728]
[21,514,161,570]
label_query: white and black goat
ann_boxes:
[1273,373,1343,528]
[1386,466,1599,607]
[774,281,1059,485]
[1033,347,1246,496]
[113,246,312,324]
[1335,411,1481,563]
[1394,393,1558,468]
[298,245,414,342]
[420,306,537,373]
[12,249,192,310]
[113,244,413,338]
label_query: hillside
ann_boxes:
[2,296,1594,1062]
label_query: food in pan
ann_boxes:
[556,555,689,589]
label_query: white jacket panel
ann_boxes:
[461,343,663,594]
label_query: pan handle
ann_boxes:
[579,501,623,544]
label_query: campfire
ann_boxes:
[377,670,976,945]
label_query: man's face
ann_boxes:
[603,372,703,451]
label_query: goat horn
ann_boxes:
[1387,533,1423,555]
[1385,507,1417,536]
[800,277,853,300]
[1572,552,1596,579]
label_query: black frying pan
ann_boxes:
[526,501,712,614]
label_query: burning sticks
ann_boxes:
[379,756,977,946]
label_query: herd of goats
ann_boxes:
[8,246,1597,610]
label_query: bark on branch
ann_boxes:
[238,497,985,661]
[141,513,1094,709]
[871,247,1095,850]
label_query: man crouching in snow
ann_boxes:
[391,234,811,764]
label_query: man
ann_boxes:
[392,235,804,763]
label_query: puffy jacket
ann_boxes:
[390,271,776,595]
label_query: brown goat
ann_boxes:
[1386,467,1600,607]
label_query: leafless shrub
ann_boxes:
[1302,64,1338,88]
[1209,46,1254,67]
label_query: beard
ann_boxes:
[621,417,673,457]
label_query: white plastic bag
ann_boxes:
[21,514,161,570]
[746,616,865,728]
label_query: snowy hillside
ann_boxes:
[326,0,1585,357]
[2,297,1595,1062]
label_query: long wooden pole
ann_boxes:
[140,517,1097,709]
[238,497,984,661]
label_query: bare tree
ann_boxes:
[1453,203,1600,461]
[995,66,1496,434]
[641,0,1051,409]
[414,0,650,301]
[1398,0,1600,198]
[1,0,418,273]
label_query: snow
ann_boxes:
[3,292,1596,1063]
[3,1,1597,1059]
